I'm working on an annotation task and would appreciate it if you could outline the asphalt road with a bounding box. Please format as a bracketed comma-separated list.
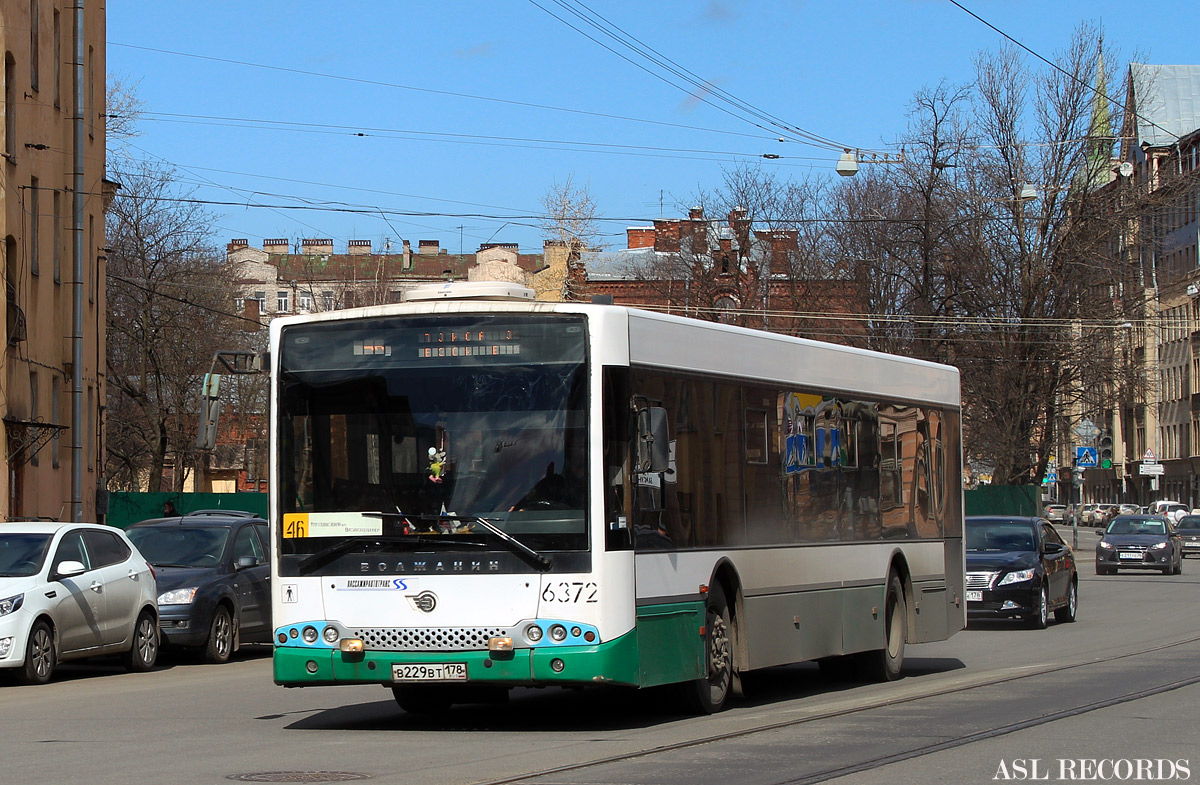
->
[3, 538, 1196, 785]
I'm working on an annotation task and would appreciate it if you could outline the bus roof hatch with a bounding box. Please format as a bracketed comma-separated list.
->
[404, 281, 536, 302]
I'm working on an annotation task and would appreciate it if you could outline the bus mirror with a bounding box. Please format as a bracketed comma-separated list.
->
[636, 407, 670, 473]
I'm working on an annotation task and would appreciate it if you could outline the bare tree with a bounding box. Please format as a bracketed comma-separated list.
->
[105, 159, 247, 491]
[539, 176, 601, 300]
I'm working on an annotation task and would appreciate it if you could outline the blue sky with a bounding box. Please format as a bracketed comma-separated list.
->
[107, 1, 1199, 256]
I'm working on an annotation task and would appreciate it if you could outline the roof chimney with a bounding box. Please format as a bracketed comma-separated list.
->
[418, 240, 440, 255]
[227, 239, 249, 253]
[348, 239, 372, 255]
[688, 206, 704, 221]
[627, 227, 655, 249]
[403, 239, 412, 269]
[301, 238, 335, 255]
[263, 238, 289, 254]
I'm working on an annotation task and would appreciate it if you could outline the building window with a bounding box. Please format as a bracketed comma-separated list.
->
[29, 177, 39, 275]
[87, 385, 94, 471]
[277, 291, 289, 313]
[234, 297, 245, 311]
[52, 188, 60, 282]
[29, 0, 40, 92]
[321, 292, 334, 311]
[298, 291, 311, 311]
[52, 377, 60, 468]
[5, 53, 16, 159]
[52, 9, 59, 108]
[29, 371, 39, 467]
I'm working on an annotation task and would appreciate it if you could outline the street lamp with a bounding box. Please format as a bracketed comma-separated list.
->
[835, 150, 859, 177]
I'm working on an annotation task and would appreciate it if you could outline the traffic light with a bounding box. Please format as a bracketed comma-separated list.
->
[1059, 467, 1072, 484]
[1099, 431, 1114, 469]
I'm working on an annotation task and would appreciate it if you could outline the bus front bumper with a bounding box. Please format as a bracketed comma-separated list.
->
[273, 630, 640, 688]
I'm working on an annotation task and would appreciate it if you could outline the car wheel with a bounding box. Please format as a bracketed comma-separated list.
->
[1027, 585, 1049, 629]
[19, 620, 55, 685]
[682, 581, 734, 713]
[1053, 580, 1077, 623]
[1096, 562, 1114, 576]
[123, 610, 159, 672]
[203, 605, 235, 664]
[1173, 555, 1183, 575]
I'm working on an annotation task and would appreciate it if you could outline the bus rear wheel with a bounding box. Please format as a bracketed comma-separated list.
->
[859, 572, 906, 682]
[684, 582, 734, 714]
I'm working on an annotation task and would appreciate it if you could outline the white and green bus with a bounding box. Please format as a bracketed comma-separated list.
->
[269, 282, 965, 713]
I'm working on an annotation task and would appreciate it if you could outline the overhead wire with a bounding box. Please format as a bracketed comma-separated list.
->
[527, 0, 854, 152]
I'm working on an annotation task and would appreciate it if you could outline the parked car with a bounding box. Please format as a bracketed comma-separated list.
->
[1175, 515, 1200, 559]
[1079, 504, 1100, 526]
[965, 516, 1078, 629]
[1152, 501, 1189, 525]
[0, 522, 159, 684]
[1095, 504, 1120, 526]
[1044, 504, 1066, 522]
[126, 511, 271, 663]
[1118, 504, 1140, 515]
[1095, 515, 1183, 575]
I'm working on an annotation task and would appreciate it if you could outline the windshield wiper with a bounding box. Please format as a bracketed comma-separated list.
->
[407, 514, 553, 572]
[297, 532, 485, 573]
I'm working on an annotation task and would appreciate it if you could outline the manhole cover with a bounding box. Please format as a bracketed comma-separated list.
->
[228, 774, 371, 783]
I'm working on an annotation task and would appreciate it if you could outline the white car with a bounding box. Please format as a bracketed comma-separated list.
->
[0, 522, 159, 684]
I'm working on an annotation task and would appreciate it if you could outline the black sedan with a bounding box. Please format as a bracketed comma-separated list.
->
[965, 516, 1078, 628]
[126, 511, 271, 662]
[1176, 515, 1200, 559]
[1095, 515, 1183, 575]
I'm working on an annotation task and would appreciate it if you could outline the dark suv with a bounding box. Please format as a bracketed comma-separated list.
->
[126, 511, 271, 663]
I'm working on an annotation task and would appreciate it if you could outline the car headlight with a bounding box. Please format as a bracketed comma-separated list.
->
[158, 587, 198, 605]
[0, 594, 24, 616]
[1098, 540, 1114, 550]
[1150, 541, 1169, 550]
[998, 569, 1036, 585]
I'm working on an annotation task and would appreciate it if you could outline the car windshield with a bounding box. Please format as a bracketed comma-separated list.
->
[0, 533, 53, 577]
[1106, 518, 1166, 536]
[966, 522, 1035, 552]
[1177, 516, 1200, 531]
[127, 526, 230, 568]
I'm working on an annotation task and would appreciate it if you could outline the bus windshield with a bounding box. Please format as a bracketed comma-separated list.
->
[276, 314, 590, 564]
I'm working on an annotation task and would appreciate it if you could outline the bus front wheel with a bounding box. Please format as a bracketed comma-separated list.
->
[684, 582, 734, 714]
[392, 685, 453, 715]
[860, 572, 906, 682]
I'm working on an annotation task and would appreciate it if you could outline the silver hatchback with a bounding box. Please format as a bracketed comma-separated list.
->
[0, 523, 159, 684]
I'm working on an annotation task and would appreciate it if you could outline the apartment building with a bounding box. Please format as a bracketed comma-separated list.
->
[1, 0, 109, 521]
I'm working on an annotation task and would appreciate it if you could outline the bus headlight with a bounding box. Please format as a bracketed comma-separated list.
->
[525, 624, 543, 643]
[548, 624, 567, 642]
[302, 625, 319, 643]
[323, 626, 340, 644]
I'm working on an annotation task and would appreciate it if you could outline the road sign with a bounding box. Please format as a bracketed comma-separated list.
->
[1143, 449, 1157, 463]
[1073, 418, 1100, 440]
[1075, 446, 1098, 468]
[1138, 463, 1164, 475]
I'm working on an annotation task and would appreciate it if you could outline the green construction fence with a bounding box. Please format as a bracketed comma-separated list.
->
[105, 492, 267, 529]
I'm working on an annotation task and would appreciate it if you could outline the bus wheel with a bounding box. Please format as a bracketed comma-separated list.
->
[685, 582, 734, 714]
[860, 572, 906, 682]
[392, 685, 453, 715]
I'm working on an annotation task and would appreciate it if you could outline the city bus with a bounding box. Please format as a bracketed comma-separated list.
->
[268, 281, 965, 713]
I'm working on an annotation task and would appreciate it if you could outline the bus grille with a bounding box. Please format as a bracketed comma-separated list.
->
[352, 626, 512, 652]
